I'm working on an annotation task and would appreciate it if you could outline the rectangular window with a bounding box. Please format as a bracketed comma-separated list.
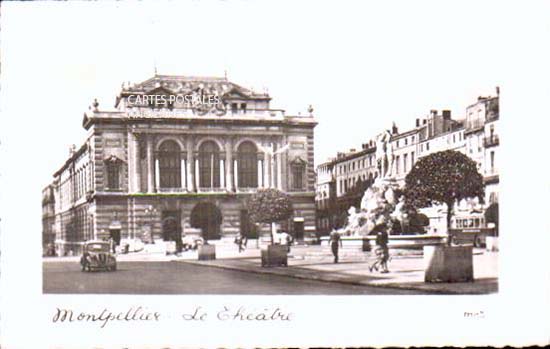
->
[490, 151, 495, 172]
[292, 165, 304, 190]
[405, 138, 408, 146]
[403, 153, 408, 173]
[106, 163, 120, 190]
[395, 155, 400, 174]
[426, 142, 430, 151]
[411, 151, 415, 166]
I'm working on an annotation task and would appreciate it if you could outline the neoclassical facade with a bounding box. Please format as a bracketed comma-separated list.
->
[43, 75, 316, 254]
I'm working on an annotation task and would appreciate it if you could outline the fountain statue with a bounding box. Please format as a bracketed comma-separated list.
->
[334, 130, 407, 236]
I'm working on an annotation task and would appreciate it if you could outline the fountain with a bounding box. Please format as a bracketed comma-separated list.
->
[336, 129, 407, 236]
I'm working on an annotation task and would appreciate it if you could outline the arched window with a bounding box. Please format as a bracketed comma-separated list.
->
[159, 140, 181, 188]
[237, 141, 258, 188]
[199, 141, 220, 188]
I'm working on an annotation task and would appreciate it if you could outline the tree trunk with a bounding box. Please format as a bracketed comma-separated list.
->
[446, 201, 453, 246]
[270, 222, 277, 245]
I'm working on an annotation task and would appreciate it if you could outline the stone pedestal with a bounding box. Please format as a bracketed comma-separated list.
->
[261, 244, 288, 267]
[485, 237, 499, 252]
[424, 245, 473, 283]
[198, 244, 216, 261]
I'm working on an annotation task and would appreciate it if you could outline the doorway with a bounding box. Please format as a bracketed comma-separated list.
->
[190, 202, 222, 241]
[293, 219, 304, 240]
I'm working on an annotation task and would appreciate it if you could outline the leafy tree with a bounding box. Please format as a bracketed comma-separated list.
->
[404, 150, 484, 240]
[246, 188, 293, 244]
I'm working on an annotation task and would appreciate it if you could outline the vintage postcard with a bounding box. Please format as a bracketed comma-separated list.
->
[1, 1, 549, 348]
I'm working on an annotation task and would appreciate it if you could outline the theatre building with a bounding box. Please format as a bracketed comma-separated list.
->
[44, 74, 317, 255]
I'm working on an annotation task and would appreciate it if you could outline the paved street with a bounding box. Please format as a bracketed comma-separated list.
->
[43, 261, 424, 295]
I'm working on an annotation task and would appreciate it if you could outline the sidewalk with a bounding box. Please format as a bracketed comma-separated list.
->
[180, 245, 499, 295]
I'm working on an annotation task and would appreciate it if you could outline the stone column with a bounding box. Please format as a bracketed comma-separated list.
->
[134, 134, 142, 192]
[195, 158, 200, 190]
[233, 159, 238, 190]
[220, 159, 225, 189]
[146, 136, 154, 193]
[277, 151, 283, 190]
[127, 132, 135, 193]
[155, 158, 160, 190]
[257, 159, 263, 188]
[264, 152, 271, 188]
[181, 158, 186, 190]
[186, 137, 194, 192]
[225, 138, 233, 191]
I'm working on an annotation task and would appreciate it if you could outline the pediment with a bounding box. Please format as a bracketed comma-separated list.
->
[224, 87, 250, 100]
[145, 86, 175, 96]
[291, 156, 307, 165]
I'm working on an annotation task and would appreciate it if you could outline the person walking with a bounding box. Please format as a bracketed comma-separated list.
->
[328, 230, 343, 263]
[369, 223, 390, 273]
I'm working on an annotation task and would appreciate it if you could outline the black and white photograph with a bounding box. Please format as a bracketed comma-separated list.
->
[1, 1, 549, 348]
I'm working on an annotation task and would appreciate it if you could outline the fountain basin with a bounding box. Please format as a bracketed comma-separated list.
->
[320, 234, 446, 249]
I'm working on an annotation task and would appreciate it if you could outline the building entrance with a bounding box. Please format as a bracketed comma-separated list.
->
[161, 211, 181, 241]
[293, 219, 304, 240]
[190, 202, 222, 241]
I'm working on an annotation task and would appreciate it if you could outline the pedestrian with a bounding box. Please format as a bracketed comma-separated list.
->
[109, 236, 116, 254]
[369, 223, 390, 273]
[328, 230, 343, 263]
[279, 231, 291, 253]
[240, 233, 248, 251]
[234, 233, 247, 253]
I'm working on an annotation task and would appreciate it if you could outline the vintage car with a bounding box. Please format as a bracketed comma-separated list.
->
[181, 235, 204, 251]
[80, 240, 117, 272]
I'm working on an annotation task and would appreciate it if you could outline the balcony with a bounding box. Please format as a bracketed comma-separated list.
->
[157, 187, 187, 193]
[483, 135, 499, 148]
[197, 187, 227, 193]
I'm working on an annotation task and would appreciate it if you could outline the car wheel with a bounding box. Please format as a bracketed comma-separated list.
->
[474, 236, 483, 248]
[451, 236, 459, 246]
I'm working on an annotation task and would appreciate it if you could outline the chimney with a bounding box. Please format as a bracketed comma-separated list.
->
[416, 118, 420, 127]
[362, 143, 367, 150]
[442, 110, 451, 120]
[496, 86, 500, 96]
[392, 122, 398, 134]
[349, 148, 356, 153]
[430, 109, 437, 117]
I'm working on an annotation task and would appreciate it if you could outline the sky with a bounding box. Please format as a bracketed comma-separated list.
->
[1, 0, 525, 186]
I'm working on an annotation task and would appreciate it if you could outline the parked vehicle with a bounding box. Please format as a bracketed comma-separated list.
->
[181, 235, 204, 251]
[80, 240, 117, 272]
[449, 214, 497, 247]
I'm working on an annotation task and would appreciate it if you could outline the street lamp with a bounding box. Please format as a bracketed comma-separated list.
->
[144, 205, 157, 244]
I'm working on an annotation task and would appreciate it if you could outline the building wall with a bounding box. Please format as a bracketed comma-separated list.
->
[315, 93, 500, 234]
[43, 75, 317, 252]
